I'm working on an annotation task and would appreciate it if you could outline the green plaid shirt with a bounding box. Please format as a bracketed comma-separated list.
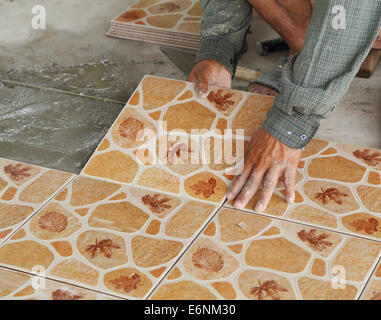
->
[196, 0, 381, 149]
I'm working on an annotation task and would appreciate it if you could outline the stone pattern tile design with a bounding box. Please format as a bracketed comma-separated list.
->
[0, 158, 74, 244]
[150, 207, 381, 300]
[360, 261, 381, 300]
[0, 267, 120, 300]
[82, 75, 273, 205]
[0, 176, 218, 299]
[107, 0, 202, 50]
[112, 0, 202, 35]
[225, 139, 381, 241]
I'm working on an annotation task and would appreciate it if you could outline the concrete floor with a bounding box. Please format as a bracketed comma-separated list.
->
[0, 0, 380, 172]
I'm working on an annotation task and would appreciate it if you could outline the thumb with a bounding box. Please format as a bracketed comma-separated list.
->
[195, 67, 214, 98]
[196, 80, 210, 99]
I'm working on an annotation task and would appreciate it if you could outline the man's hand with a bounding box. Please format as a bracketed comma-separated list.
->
[188, 59, 232, 98]
[248, 82, 279, 96]
[227, 128, 302, 211]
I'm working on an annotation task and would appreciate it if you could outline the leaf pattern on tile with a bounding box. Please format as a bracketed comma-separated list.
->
[38, 211, 68, 233]
[207, 90, 234, 111]
[85, 239, 121, 259]
[192, 247, 224, 272]
[4, 164, 32, 182]
[0, 162, 72, 240]
[353, 149, 381, 167]
[314, 187, 348, 205]
[119, 117, 144, 140]
[166, 143, 189, 165]
[119, 9, 147, 22]
[349, 218, 379, 235]
[158, 2, 181, 12]
[51, 289, 83, 300]
[250, 280, 288, 300]
[190, 178, 217, 198]
[142, 193, 171, 214]
[297, 229, 333, 252]
[110, 274, 141, 293]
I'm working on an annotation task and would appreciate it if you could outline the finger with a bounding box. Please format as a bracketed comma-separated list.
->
[233, 168, 265, 209]
[255, 166, 282, 212]
[284, 166, 297, 203]
[268, 88, 280, 97]
[226, 152, 255, 200]
[195, 71, 212, 98]
[196, 81, 209, 98]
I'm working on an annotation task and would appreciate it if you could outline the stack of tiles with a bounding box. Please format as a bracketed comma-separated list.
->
[0, 75, 380, 300]
[106, 0, 202, 50]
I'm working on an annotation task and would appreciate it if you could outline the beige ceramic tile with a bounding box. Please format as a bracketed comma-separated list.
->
[360, 261, 381, 300]
[225, 139, 381, 242]
[0, 266, 120, 300]
[111, 0, 202, 36]
[82, 75, 275, 205]
[0, 175, 218, 299]
[0, 158, 74, 245]
[150, 207, 381, 300]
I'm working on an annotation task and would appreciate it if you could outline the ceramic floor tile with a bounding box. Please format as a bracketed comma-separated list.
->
[111, 0, 202, 36]
[224, 139, 381, 242]
[150, 207, 381, 300]
[0, 266, 120, 300]
[0, 175, 218, 299]
[81, 75, 274, 205]
[360, 260, 381, 300]
[0, 157, 74, 244]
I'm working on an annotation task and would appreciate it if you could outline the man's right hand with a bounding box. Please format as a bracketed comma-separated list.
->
[188, 59, 232, 98]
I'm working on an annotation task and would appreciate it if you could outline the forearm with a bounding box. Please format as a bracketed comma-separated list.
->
[263, 0, 381, 149]
[195, 0, 253, 75]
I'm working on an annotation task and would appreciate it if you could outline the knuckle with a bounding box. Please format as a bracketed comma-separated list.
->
[257, 157, 270, 168]
[242, 185, 253, 197]
[244, 180, 254, 188]
[263, 179, 276, 189]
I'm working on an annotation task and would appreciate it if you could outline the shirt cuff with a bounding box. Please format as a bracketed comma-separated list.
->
[262, 105, 321, 149]
[195, 36, 235, 75]
[273, 55, 337, 117]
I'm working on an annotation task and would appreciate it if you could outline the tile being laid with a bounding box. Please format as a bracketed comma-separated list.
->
[0, 267, 120, 300]
[0, 157, 74, 244]
[360, 261, 381, 300]
[224, 139, 381, 242]
[81, 75, 274, 205]
[150, 207, 381, 300]
[0, 175, 218, 299]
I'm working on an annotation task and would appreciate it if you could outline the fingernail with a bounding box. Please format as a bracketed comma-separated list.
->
[287, 192, 295, 204]
[197, 89, 207, 99]
[227, 192, 233, 200]
[255, 203, 264, 212]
